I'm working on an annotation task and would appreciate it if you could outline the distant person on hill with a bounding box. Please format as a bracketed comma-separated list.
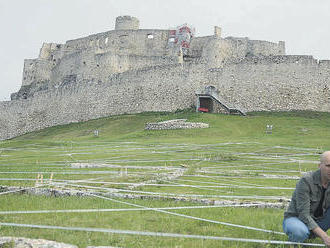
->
[283, 151, 330, 247]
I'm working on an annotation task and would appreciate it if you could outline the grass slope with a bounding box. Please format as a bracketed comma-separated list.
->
[6, 110, 330, 147]
[0, 110, 330, 248]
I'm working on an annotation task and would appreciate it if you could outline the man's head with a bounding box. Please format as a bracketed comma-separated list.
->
[319, 151, 330, 184]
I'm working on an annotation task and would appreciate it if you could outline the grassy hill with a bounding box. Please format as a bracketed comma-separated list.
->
[0, 110, 329, 247]
[7, 110, 330, 147]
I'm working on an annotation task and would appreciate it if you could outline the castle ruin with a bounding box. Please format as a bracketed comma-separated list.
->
[1, 16, 330, 140]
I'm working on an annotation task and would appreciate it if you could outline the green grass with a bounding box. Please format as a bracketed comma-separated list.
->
[3, 109, 328, 147]
[1, 110, 330, 247]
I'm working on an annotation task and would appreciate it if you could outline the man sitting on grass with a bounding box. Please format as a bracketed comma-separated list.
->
[283, 151, 330, 247]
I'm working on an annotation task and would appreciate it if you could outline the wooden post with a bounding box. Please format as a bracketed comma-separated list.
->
[50, 173, 54, 185]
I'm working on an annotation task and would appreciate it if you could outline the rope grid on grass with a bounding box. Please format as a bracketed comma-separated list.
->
[0, 178, 296, 190]
[87, 193, 286, 235]
[0, 203, 274, 215]
[0, 143, 319, 246]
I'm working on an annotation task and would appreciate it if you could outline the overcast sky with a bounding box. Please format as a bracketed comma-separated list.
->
[0, 0, 329, 101]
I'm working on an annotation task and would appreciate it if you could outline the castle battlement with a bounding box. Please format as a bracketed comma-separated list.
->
[17, 15, 286, 94]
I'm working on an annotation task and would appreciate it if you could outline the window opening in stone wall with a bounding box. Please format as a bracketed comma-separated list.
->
[147, 34, 154, 39]
[119, 35, 129, 44]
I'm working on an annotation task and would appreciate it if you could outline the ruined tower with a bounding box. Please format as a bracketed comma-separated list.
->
[115, 16, 140, 30]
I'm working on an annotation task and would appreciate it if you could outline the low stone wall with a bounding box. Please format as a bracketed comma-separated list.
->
[0, 237, 77, 248]
[0, 186, 90, 197]
[1, 58, 330, 140]
[0, 237, 121, 248]
[145, 119, 209, 130]
[0, 185, 288, 208]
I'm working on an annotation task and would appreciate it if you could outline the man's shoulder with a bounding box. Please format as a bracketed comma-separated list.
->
[300, 169, 320, 183]
[301, 170, 314, 179]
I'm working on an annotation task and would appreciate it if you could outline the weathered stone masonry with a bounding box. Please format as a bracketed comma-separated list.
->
[0, 16, 329, 140]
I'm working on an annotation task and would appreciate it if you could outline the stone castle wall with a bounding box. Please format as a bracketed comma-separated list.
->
[22, 59, 53, 86]
[49, 50, 178, 85]
[2, 56, 330, 140]
[2, 16, 329, 140]
[211, 56, 330, 112]
[21, 28, 177, 88]
[1, 63, 207, 140]
[20, 16, 285, 90]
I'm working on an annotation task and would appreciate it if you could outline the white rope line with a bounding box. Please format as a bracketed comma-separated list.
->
[89, 193, 286, 235]
[198, 162, 297, 171]
[47, 178, 294, 190]
[185, 174, 298, 180]
[1, 157, 294, 168]
[201, 168, 300, 174]
[160, 179, 294, 190]
[113, 189, 289, 200]
[201, 168, 300, 173]
[180, 175, 294, 190]
[160, 179, 227, 194]
[0, 203, 271, 215]
[0, 171, 118, 175]
[0, 157, 307, 168]
[175, 177, 265, 187]
[195, 170, 300, 180]
[74, 158, 201, 163]
[197, 169, 297, 176]
[0, 222, 322, 246]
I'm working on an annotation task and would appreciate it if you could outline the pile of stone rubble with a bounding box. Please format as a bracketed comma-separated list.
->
[145, 119, 209, 130]
[0, 237, 77, 248]
[0, 237, 122, 248]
